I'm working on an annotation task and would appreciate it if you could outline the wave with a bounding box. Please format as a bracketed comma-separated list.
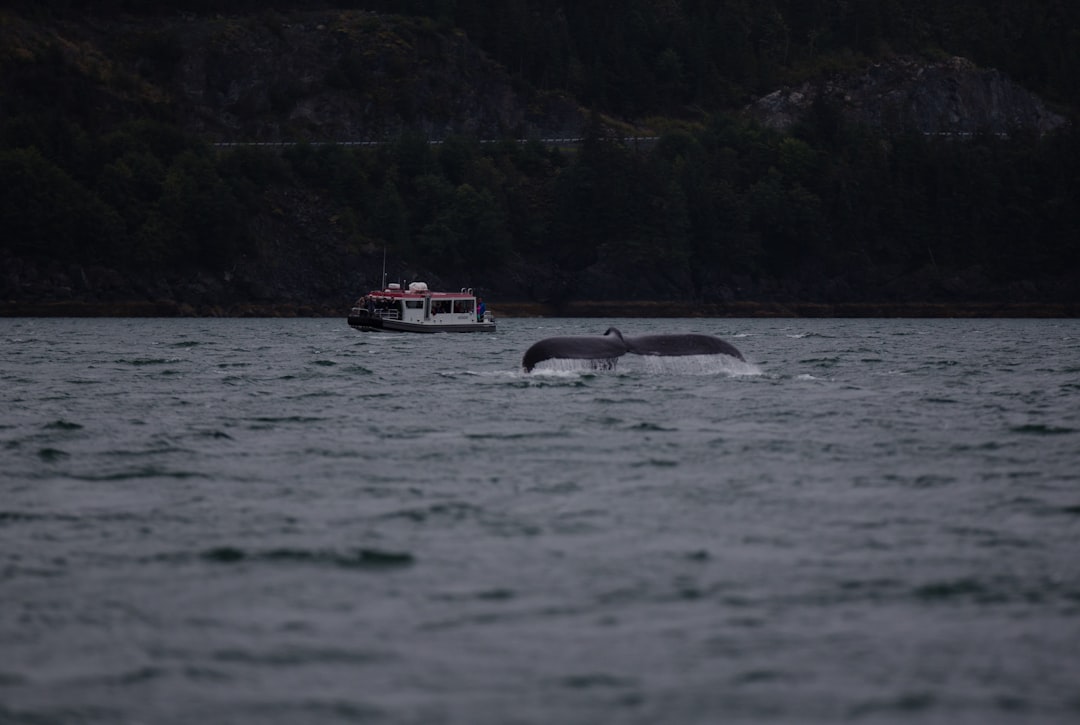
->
[1010, 424, 1075, 435]
[69, 466, 208, 481]
[115, 358, 183, 366]
[43, 420, 83, 431]
[197, 546, 415, 569]
[530, 354, 761, 376]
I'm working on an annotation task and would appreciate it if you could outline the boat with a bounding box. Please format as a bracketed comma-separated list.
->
[347, 282, 496, 333]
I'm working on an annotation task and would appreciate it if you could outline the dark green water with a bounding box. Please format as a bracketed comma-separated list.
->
[2, 317, 1079, 724]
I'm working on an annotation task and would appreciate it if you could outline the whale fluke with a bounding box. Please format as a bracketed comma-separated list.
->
[624, 333, 744, 361]
[521, 328, 627, 372]
[521, 327, 744, 372]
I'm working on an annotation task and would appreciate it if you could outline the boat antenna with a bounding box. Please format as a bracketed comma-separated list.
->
[381, 245, 387, 290]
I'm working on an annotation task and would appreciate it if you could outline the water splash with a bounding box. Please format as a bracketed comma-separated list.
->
[529, 358, 618, 374]
[529, 354, 758, 376]
[633, 354, 760, 376]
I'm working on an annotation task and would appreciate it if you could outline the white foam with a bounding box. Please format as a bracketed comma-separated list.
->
[529, 358, 617, 374]
[529, 354, 761, 377]
[633, 354, 761, 376]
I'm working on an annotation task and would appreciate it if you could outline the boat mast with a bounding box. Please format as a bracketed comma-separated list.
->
[381, 245, 387, 290]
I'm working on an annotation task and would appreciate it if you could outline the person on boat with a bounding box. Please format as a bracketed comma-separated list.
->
[477, 297, 486, 322]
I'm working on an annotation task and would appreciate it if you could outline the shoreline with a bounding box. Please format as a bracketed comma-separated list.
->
[2, 299, 1078, 318]
[493, 300, 1080, 318]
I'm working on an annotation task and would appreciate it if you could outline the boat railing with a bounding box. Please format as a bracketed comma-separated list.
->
[349, 305, 401, 321]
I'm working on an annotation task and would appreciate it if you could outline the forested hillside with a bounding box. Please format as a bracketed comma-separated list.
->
[2, 0, 1078, 315]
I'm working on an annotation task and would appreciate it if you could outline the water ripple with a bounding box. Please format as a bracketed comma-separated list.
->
[2, 317, 1078, 725]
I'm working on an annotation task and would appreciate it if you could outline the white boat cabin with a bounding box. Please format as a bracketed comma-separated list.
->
[355, 282, 489, 327]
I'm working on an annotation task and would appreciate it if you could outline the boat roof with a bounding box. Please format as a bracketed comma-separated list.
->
[366, 288, 476, 298]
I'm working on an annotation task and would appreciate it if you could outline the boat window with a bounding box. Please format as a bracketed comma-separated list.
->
[431, 300, 452, 315]
[453, 299, 475, 314]
[405, 300, 423, 309]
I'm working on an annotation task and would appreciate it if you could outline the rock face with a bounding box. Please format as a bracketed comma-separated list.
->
[0, 9, 585, 142]
[152, 11, 585, 142]
[2, 8, 1075, 314]
[746, 55, 1066, 136]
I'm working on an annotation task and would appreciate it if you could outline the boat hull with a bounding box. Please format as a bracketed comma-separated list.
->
[347, 313, 495, 333]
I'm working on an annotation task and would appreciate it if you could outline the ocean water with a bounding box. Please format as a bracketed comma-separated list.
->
[1, 316, 1079, 725]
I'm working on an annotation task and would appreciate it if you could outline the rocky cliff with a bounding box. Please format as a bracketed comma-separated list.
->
[163, 11, 585, 141]
[2, 8, 1075, 316]
[1, 8, 586, 142]
[745, 55, 1067, 136]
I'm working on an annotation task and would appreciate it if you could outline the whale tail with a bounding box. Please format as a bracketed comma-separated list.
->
[522, 330, 744, 372]
[521, 332, 629, 372]
[624, 333, 745, 361]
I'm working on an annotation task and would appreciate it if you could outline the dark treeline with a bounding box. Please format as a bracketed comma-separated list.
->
[15, 0, 1080, 111]
[2, 1, 1078, 306]
[4, 113, 1079, 303]
[441, 0, 1080, 118]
